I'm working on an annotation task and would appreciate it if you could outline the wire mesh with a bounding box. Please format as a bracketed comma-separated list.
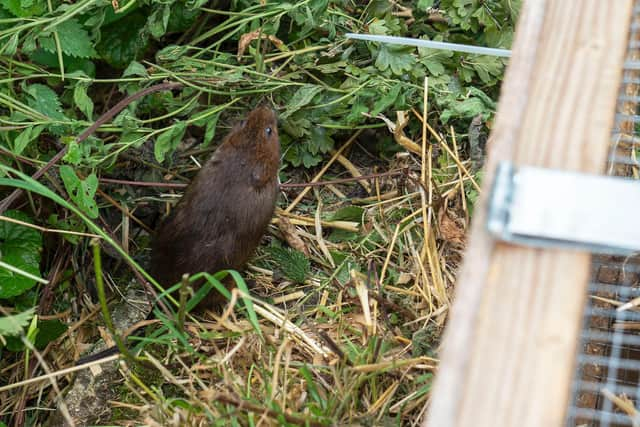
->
[566, 5, 640, 426]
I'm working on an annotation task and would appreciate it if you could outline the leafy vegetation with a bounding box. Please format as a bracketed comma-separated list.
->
[0, 0, 519, 425]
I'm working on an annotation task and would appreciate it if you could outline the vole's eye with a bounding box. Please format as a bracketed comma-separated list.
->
[265, 127, 273, 137]
[240, 120, 247, 128]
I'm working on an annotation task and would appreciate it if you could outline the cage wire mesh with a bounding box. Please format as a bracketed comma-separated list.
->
[566, 4, 640, 426]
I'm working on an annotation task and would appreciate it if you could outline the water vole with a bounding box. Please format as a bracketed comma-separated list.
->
[150, 106, 280, 307]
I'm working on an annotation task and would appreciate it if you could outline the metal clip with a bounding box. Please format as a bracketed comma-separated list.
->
[487, 162, 640, 254]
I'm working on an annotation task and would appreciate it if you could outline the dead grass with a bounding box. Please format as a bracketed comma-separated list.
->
[0, 101, 478, 426]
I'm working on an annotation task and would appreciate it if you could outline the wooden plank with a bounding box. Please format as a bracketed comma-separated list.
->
[422, 2, 634, 427]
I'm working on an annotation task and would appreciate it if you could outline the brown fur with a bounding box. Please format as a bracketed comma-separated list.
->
[150, 106, 280, 308]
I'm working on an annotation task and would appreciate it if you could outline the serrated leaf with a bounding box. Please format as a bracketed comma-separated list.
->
[371, 84, 401, 116]
[0, 210, 43, 299]
[122, 61, 148, 78]
[97, 11, 149, 68]
[418, 43, 454, 76]
[167, 2, 201, 33]
[308, 126, 333, 155]
[24, 84, 65, 120]
[39, 19, 97, 58]
[59, 166, 99, 218]
[468, 55, 505, 84]
[281, 85, 323, 119]
[156, 44, 188, 62]
[375, 44, 416, 75]
[154, 122, 187, 162]
[148, 5, 171, 39]
[0, 308, 35, 337]
[0, 0, 45, 17]
[73, 82, 93, 120]
[266, 246, 310, 283]
[440, 96, 492, 123]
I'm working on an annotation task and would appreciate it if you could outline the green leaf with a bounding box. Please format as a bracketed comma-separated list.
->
[265, 246, 310, 283]
[1, 32, 19, 56]
[375, 44, 416, 75]
[0, 308, 35, 337]
[156, 44, 188, 62]
[59, 166, 99, 219]
[167, 2, 201, 33]
[371, 84, 402, 116]
[308, 126, 333, 155]
[24, 84, 65, 120]
[13, 125, 44, 156]
[417, 0, 435, 9]
[122, 61, 148, 78]
[154, 122, 187, 162]
[34, 319, 67, 349]
[63, 140, 82, 165]
[441, 96, 491, 123]
[39, 19, 97, 58]
[0, 210, 43, 299]
[328, 206, 364, 222]
[0, 0, 45, 17]
[73, 82, 94, 120]
[468, 55, 505, 84]
[418, 44, 454, 76]
[148, 5, 171, 39]
[97, 11, 149, 68]
[281, 85, 323, 119]
[202, 112, 220, 147]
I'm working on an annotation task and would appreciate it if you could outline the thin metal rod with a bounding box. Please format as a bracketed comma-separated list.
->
[345, 33, 512, 57]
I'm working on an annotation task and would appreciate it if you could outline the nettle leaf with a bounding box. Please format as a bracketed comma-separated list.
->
[0, 308, 35, 337]
[148, 4, 171, 39]
[0, 210, 43, 299]
[266, 246, 310, 284]
[167, 2, 201, 33]
[122, 61, 148, 78]
[39, 19, 97, 58]
[59, 166, 99, 218]
[13, 125, 44, 156]
[0, 0, 46, 17]
[281, 85, 323, 119]
[375, 44, 416, 75]
[97, 11, 149, 68]
[24, 84, 65, 120]
[154, 122, 187, 162]
[156, 44, 189, 62]
[73, 82, 94, 120]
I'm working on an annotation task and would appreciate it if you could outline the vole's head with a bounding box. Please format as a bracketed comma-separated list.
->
[224, 106, 280, 187]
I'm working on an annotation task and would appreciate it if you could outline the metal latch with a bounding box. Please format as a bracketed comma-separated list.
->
[487, 162, 640, 255]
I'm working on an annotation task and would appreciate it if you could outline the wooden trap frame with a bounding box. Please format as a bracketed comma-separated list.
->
[421, 1, 640, 427]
